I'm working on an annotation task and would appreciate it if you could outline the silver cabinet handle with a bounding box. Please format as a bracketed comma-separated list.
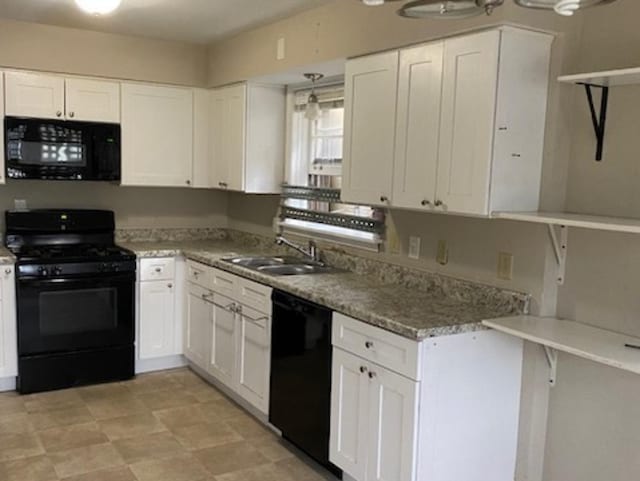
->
[434, 200, 443, 207]
[421, 200, 431, 206]
[359, 366, 368, 374]
[380, 196, 388, 203]
[243, 312, 270, 323]
[56, 111, 62, 117]
[368, 371, 377, 379]
[69, 112, 75, 118]
[365, 341, 374, 349]
[4, 268, 11, 275]
[186, 180, 192, 185]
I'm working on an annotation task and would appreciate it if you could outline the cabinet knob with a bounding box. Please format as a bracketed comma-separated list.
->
[421, 200, 431, 207]
[380, 196, 388, 203]
[4, 268, 11, 275]
[359, 366, 368, 374]
[155, 267, 162, 273]
[69, 112, 75, 118]
[365, 341, 374, 349]
[186, 180, 192, 185]
[434, 200, 443, 207]
[368, 371, 377, 379]
[56, 111, 62, 117]
[167, 283, 173, 288]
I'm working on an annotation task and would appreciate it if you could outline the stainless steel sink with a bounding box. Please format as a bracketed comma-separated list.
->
[222, 256, 341, 276]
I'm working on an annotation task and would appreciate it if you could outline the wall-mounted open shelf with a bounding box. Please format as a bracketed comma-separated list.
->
[559, 67, 640, 161]
[483, 316, 640, 386]
[494, 211, 640, 285]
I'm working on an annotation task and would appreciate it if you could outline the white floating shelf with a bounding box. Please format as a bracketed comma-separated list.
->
[494, 211, 640, 235]
[483, 316, 640, 376]
[559, 67, 640, 87]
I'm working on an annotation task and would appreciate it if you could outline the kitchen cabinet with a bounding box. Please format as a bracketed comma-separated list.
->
[5, 71, 120, 123]
[330, 313, 524, 481]
[185, 283, 212, 371]
[392, 42, 443, 211]
[192, 89, 213, 189]
[137, 258, 184, 373]
[185, 261, 272, 413]
[0, 73, 5, 185]
[209, 83, 285, 193]
[0, 265, 17, 382]
[121, 83, 194, 187]
[343, 27, 552, 216]
[65, 78, 120, 123]
[342, 51, 399, 207]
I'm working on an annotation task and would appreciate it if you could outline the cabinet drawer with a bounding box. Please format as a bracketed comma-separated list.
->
[332, 313, 421, 380]
[140, 258, 175, 281]
[211, 268, 238, 298]
[187, 261, 212, 289]
[237, 278, 272, 314]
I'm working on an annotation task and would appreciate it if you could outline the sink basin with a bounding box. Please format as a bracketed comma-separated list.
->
[222, 256, 341, 276]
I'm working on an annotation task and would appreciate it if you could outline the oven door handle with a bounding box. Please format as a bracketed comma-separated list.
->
[18, 273, 135, 286]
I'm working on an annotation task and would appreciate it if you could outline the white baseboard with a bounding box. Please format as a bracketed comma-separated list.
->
[0, 377, 17, 392]
[135, 355, 187, 374]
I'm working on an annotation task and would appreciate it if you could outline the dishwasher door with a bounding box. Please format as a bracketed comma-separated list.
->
[269, 290, 340, 476]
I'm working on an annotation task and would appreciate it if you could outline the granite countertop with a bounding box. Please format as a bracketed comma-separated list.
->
[0, 247, 16, 265]
[123, 239, 523, 341]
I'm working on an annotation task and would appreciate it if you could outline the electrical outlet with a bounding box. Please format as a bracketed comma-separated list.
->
[436, 240, 449, 265]
[408, 236, 421, 260]
[276, 37, 286, 60]
[497, 252, 514, 280]
[14, 199, 27, 211]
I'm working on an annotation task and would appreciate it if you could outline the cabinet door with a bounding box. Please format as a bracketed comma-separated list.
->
[367, 365, 419, 481]
[185, 286, 211, 370]
[436, 31, 500, 216]
[210, 84, 246, 191]
[208, 293, 236, 388]
[121, 83, 194, 187]
[236, 304, 270, 414]
[0, 266, 17, 379]
[342, 52, 398, 207]
[192, 89, 213, 188]
[139, 281, 176, 360]
[392, 43, 443, 210]
[65, 78, 120, 123]
[330, 348, 369, 481]
[5, 71, 64, 120]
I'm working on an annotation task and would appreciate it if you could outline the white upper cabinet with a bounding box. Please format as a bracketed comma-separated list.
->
[5, 72, 120, 123]
[5, 72, 65, 120]
[209, 83, 285, 193]
[343, 27, 552, 217]
[0, 73, 5, 186]
[65, 78, 120, 123]
[342, 51, 399, 207]
[192, 89, 213, 189]
[121, 83, 194, 187]
[392, 43, 444, 211]
[436, 31, 501, 216]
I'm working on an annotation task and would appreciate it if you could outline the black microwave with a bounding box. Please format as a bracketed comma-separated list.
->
[5, 117, 121, 181]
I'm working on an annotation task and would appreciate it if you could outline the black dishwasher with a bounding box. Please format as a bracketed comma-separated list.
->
[270, 290, 342, 478]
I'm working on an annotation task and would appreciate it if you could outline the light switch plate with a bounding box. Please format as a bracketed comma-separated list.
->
[436, 240, 449, 265]
[277, 37, 286, 60]
[497, 252, 514, 280]
[14, 199, 27, 211]
[408, 236, 421, 260]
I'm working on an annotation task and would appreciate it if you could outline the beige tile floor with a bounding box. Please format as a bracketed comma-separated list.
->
[0, 368, 337, 481]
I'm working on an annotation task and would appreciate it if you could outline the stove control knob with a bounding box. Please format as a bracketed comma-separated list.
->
[111, 263, 120, 272]
[52, 266, 63, 276]
[38, 267, 49, 277]
[100, 263, 108, 272]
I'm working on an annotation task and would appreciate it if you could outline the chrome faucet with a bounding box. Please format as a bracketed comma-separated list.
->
[275, 236, 321, 263]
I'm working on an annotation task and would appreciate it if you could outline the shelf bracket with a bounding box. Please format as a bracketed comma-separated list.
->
[543, 345, 558, 387]
[547, 224, 568, 285]
[581, 83, 609, 161]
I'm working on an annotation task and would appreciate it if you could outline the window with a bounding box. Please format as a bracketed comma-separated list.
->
[280, 83, 385, 249]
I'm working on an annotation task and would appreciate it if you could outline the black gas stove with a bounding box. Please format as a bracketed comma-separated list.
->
[5, 209, 136, 394]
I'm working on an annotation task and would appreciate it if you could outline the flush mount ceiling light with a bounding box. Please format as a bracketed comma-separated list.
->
[75, 0, 122, 15]
[359, 0, 403, 6]
[398, 0, 504, 19]
[303, 73, 324, 121]
[514, 0, 617, 16]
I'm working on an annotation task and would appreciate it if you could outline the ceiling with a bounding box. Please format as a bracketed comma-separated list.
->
[0, 0, 332, 44]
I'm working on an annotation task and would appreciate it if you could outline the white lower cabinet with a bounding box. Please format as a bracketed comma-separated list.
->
[330, 313, 524, 481]
[185, 261, 272, 414]
[137, 258, 185, 373]
[0, 265, 17, 385]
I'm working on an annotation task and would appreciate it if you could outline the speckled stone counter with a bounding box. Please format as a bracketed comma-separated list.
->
[0, 247, 16, 265]
[122, 238, 529, 341]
